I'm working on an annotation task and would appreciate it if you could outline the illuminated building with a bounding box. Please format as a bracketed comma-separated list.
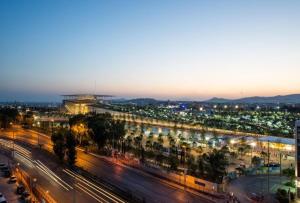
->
[62, 94, 112, 114]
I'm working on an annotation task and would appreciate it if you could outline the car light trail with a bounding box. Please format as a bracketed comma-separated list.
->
[63, 169, 125, 203]
[35, 160, 73, 191]
[15, 152, 35, 168]
[76, 182, 106, 203]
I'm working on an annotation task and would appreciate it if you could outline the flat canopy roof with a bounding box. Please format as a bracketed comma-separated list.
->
[62, 94, 113, 97]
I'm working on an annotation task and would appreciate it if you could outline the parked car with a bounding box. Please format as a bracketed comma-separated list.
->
[21, 190, 31, 202]
[16, 184, 25, 194]
[2, 170, 10, 178]
[0, 165, 8, 171]
[8, 175, 17, 183]
[0, 195, 7, 203]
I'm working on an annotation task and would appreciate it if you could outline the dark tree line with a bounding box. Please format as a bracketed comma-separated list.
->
[68, 113, 126, 153]
[0, 108, 19, 129]
[51, 128, 77, 166]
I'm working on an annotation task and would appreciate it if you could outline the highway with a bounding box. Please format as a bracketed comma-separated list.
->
[0, 127, 212, 203]
[0, 138, 126, 203]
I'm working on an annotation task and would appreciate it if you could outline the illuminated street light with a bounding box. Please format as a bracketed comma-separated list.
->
[224, 105, 228, 109]
[235, 105, 239, 109]
[285, 145, 292, 151]
[250, 142, 256, 167]
[250, 142, 256, 147]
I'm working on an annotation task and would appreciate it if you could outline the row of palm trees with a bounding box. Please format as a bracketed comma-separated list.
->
[122, 124, 232, 183]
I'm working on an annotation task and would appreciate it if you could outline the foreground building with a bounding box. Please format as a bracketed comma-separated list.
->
[296, 120, 300, 199]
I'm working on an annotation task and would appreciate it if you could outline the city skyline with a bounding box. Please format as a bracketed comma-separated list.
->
[1, 0, 300, 101]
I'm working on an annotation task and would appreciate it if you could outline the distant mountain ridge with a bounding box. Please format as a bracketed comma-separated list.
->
[110, 94, 300, 105]
[111, 98, 161, 106]
[204, 94, 300, 104]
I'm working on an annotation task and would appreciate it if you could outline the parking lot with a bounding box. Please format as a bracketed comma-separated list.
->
[0, 153, 23, 203]
[227, 175, 289, 203]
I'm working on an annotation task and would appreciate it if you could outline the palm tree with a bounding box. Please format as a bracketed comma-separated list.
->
[198, 149, 228, 183]
[260, 151, 268, 165]
[158, 133, 164, 146]
[126, 136, 133, 152]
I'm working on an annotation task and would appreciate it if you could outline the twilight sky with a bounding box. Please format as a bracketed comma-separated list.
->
[1, 0, 300, 102]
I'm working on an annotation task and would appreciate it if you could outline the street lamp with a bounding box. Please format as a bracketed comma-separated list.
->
[10, 122, 15, 158]
[250, 142, 256, 167]
[37, 121, 41, 147]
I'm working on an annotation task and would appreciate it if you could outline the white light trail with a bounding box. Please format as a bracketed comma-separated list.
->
[63, 169, 125, 203]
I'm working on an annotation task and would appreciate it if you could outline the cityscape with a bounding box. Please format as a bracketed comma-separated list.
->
[1, 1, 300, 203]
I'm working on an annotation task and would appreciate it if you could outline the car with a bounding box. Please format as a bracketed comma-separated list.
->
[8, 176, 17, 183]
[0, 193, 3, 197]
[249, 192, 264, 202]
[0, 196, 7, 203]
[2, 170, 10, 178]
[0, 166, 8, 171]
[21, 191, 30, 201]
[16, 184, 25, 194]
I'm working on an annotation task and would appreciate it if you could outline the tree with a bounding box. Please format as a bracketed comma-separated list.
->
[187, 155, 197, 176]
[197, 149, 228, 183]
[69, 114, 89, 145]
[276, 189, 289, 203]
[207, 149, 228, 183]
[111, 120, 126, 150]
[0, 108, 19, 129]
[282, 168, 295, 181]
[66, 132, 77, 166]
[260, 151, 268, 164]
[51, 129, 67, 161]
[87, 113, 112, 150]
[22, 111, 34, 129]
[251, 156, 261, 168]
[158, 133, 164, 146]
[168, 155, 179, 171]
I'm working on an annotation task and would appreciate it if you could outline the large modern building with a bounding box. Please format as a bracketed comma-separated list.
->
[296, 120, 300, 199]
[62, 94, 112, 114]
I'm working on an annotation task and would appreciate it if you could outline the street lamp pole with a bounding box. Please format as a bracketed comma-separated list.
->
[10, 122, 15, 158]
[12, 130, 15, 158]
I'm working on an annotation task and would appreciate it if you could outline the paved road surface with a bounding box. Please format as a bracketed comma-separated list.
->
[1, 127, 212, 203]
[0, 138, 127, 203]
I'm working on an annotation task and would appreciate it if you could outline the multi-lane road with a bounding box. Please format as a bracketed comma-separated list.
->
[0, 137, 126, 203]
[0, 126, 212, 203]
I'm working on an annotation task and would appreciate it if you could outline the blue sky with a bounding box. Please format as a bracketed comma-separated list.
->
[1, 0, 300, 102]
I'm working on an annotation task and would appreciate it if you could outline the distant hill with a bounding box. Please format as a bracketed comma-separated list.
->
[204, 94, 300, 104]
